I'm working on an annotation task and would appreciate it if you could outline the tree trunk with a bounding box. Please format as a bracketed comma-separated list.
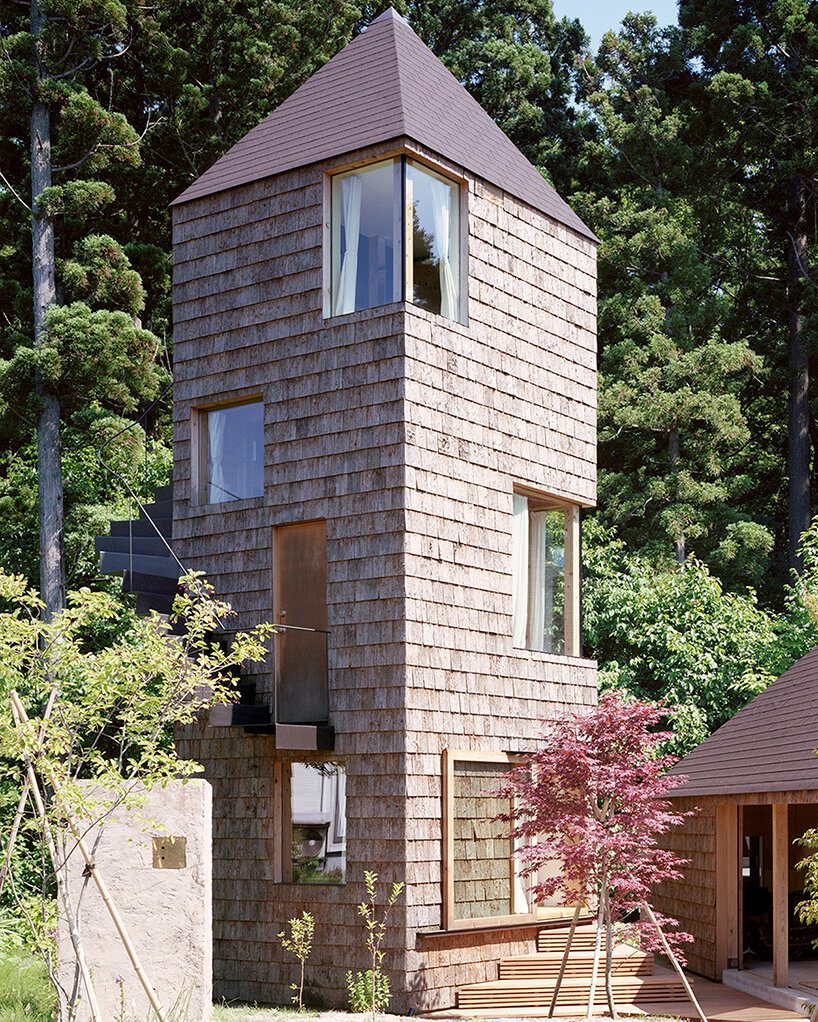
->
[30, 0, 65, 619]
[604, 890, 616, 1019]
[787, 172, 810, 577]
[669, 428, 685, 565]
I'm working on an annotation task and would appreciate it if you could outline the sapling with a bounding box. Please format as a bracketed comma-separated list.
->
[347, 871, 403, 1020]
[496, 694, 700, 1020]
[279, 910, 315, 1010]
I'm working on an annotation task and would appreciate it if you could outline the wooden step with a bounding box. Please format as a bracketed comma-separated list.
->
[456, 968, 687, 1010]
[537, 925, 609, 953]
[499, 946, 653, 980]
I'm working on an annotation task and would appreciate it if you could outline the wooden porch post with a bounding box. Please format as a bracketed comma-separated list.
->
[772, 803, 789, 988]
[715, 805, 739, 972]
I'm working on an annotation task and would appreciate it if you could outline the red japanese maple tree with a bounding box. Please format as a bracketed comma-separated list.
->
[497, 694, 700, 1019]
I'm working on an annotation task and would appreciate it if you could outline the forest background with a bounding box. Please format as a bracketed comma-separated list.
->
[1, 0, 818, 765]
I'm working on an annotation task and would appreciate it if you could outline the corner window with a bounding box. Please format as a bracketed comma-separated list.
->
[196, 399, 263, 504]
[331, 157, 460, 321]
[512, 492, 581, 656]
[289, 762, 346, 884]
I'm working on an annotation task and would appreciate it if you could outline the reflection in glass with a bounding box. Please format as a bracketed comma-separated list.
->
[333, 160, 400, 315]
[331, 157, 460, 321]
[201, 401, 263, 504]
[408, 163, 459, 319]
[290, 762, 346, 884]
[512, 496, 566, 654]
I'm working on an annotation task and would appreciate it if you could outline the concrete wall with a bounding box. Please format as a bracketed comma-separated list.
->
[171, 136, 596, 1010]
[58, 780, 212, 1021]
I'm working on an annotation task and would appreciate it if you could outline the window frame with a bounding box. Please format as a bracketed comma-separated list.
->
[511, 487, 582, 658]
[323, 150, 466, 324]
[191, 395, 264, 507]
[274, 757, 346, 885]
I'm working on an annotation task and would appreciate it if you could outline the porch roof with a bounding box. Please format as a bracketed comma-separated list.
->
[667, 644, 818, 798]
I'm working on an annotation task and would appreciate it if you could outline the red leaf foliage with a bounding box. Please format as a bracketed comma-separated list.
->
[496, 693, 696, 960]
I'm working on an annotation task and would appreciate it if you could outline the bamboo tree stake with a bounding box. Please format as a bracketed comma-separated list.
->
[604, 888, 616, 1019]
[9, 699, 102, 1022]
[0, 777, 31, 899]
[586, 891, 605, 1018]
[640, 901, 707, 1022]
[10, 690, 168, 1022]
[548, 899, 583, 1018]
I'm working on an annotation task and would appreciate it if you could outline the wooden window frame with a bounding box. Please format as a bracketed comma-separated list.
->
[191, 395, 264, 507]
[323, 150, 466, 324]
[512, 486, 582, 658]
[441, 749, 535, 931]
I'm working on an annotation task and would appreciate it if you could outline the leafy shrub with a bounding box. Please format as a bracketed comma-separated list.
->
[346, 968, 390, 1014]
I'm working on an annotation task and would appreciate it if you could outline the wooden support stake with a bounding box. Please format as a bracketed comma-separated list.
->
[641, 901, 708, 1022]
[10, 690, 168, 1022]
[9, 699, 101, 1022]
[586, 896, 604, 1018]
[548, 900, 583, 1018]
[604, 889, 616, 1019]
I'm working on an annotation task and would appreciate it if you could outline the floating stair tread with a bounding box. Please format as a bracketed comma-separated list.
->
[152, 484, 173, 502]
[100, 550, 180, 578]
[110, 518, 172, 539]
[139, 499, 172, 518]
[95, 535, 173, 558]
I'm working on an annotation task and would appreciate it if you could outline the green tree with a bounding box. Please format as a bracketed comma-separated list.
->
[0, 0, 169, 617]
[679, 0, 818, 575]
[0, 571, 272, 1021]
[582, 521, 797, 753]
[575, 16, 771, 579]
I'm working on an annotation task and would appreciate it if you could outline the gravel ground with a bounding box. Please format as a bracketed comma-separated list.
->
[212, 1006, 684, 1022]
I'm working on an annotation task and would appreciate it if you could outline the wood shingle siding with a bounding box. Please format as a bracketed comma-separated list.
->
[172, 118, 595, 1010]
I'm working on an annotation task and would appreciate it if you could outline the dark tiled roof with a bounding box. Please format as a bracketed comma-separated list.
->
[667, 644, 818, 798]
[172, 8, 595, 241]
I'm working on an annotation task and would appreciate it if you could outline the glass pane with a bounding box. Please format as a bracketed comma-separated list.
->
[332, 160, 400, 315]
[452, 762, 511, 920]
[407, 162, 459, 320]
[203, 401, 263, 504]
[529, 509, 565, 654]
[290, 763, 346, 884]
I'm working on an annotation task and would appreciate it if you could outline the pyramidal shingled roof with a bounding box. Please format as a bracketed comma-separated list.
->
[667, 644, 818, 798]
[172, 8, 594, 241]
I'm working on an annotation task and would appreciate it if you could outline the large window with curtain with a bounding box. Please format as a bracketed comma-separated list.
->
[196, 399, 264, 505]
[512, 491, 582, 657]
[330, 156, 460, 321]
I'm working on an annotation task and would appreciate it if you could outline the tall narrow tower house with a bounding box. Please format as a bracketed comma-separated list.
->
[138, 8, 596, 1010]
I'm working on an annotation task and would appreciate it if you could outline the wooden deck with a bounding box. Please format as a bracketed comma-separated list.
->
[424, 971, 807, 1020]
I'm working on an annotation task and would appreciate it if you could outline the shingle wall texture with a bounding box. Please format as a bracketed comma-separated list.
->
[171, 138, 596, 1011]
[652, 797, 718, 980]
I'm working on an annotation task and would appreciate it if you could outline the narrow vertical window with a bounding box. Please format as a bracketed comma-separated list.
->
[512, 492, 580, 655]
[406, 161, 460, 319]
[197, 400, 263, 504]
[332, 160, 401, 315]
[288, 762, 346, 884]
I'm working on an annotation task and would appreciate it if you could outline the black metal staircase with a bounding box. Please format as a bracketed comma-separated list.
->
[96, 481, 179, 616]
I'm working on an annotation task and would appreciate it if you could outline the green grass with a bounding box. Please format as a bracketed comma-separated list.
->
[0, 950, 54, 1022]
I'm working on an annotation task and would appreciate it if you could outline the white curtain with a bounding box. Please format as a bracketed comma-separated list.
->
[512, 494, 529, 646]
[334, 175, 362, 316]
[529, 511, 547, 652]
[428, 176, 458, 320]
[207, 410, 227, 503]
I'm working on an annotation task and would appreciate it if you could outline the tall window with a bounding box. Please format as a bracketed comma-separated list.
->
[197, 399, 263, 504]
[288, 762, 346, 885]
[331, 156, 460, 321]
[512, 492, 581, 656]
